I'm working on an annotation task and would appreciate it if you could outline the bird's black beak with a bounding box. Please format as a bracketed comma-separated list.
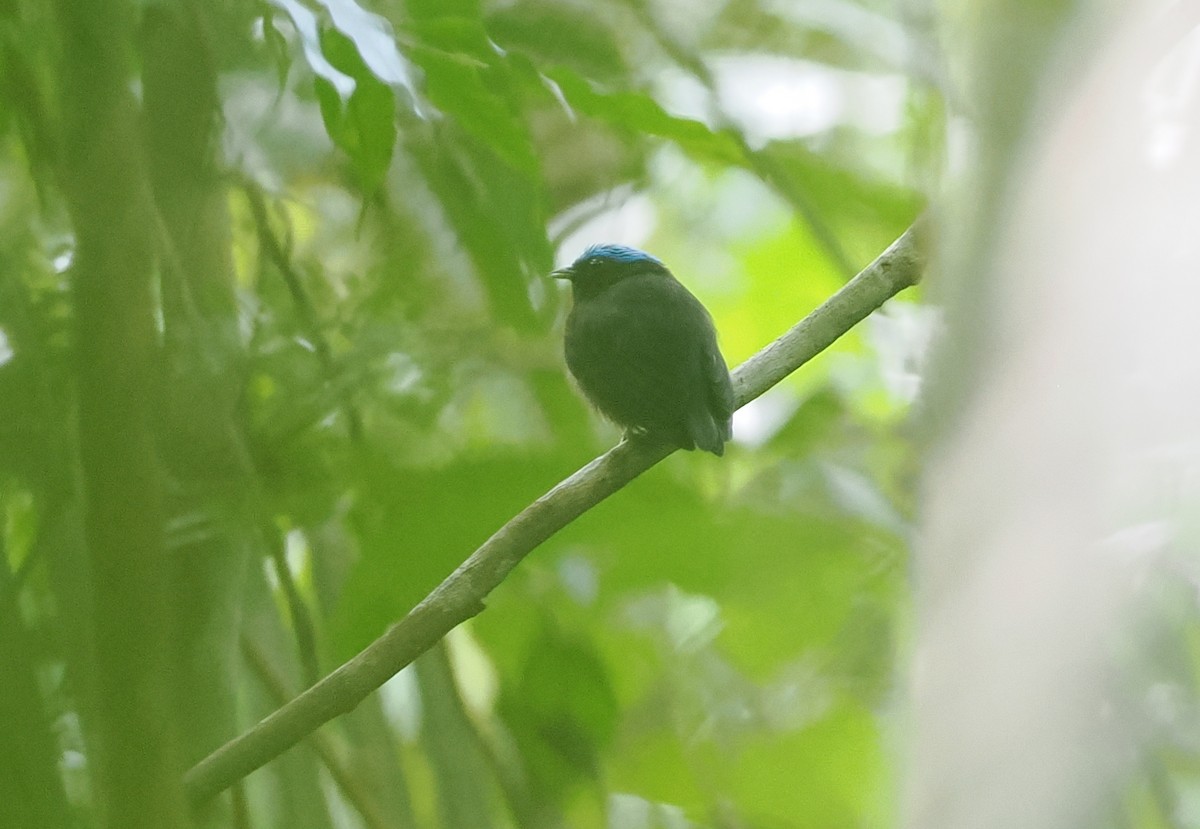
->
[550, 266, 575, 281]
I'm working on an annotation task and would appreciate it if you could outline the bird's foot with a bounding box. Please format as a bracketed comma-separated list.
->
[621, 427, 676, 452]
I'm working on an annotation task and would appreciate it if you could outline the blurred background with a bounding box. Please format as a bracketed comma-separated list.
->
[3, 0, 1198, 827]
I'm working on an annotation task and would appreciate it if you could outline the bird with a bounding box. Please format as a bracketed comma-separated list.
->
[552, 243, 735, 456]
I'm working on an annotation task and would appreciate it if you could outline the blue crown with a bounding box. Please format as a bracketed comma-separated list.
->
[576, 243, 663, 267]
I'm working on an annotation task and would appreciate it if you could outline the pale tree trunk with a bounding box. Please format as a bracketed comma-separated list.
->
[909, 3, 1200, 827]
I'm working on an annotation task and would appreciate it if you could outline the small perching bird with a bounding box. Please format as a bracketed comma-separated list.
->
[553, 243, 735, 456]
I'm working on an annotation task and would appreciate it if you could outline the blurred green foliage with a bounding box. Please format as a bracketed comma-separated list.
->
[0, 0, 931, 826]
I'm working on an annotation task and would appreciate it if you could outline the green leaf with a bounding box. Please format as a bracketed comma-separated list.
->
[408, 47, 538, 175]
[392, 1, 551, 329]
[486, 4, 627, 83]
[330, 453, 573, 657]
[498, 624, 619, 805]
[314, 0, 415, 91]
[398, 2, 539, 173]
[546, 68, 746, 167]
[729, 701, 885, 825]
[261, 8, 293, 92]
[408, 15, 494, 61]
[406, 129, 550, 330]
[756, 138, 922, 255]
[315, 27, 395, 192]
[271, 0, 355, 98]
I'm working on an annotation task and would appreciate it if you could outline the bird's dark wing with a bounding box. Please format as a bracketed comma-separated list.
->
[680, 321, 734, 455]
[652, 276, 734, 453]
[704, 335, 735, 439]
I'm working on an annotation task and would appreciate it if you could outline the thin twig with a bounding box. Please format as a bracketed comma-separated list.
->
[183, 223, 925, 804]
[243, 182, 364, 441]
[266, 533, 320, 687]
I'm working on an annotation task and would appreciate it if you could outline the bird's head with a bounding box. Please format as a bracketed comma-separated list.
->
[551, 243, 668, 300]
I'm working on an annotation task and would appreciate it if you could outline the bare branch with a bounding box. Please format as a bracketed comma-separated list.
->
[184, 222, 925, 804]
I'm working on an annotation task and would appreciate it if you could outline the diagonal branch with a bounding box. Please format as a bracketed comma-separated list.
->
[184, 222, 925, 804]
[240, 635, 392, 829]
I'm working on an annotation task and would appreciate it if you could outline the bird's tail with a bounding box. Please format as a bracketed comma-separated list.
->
[687, 409, 726, 456]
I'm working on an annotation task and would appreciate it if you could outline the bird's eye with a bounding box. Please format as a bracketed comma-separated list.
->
[587, 257, 600, 267]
